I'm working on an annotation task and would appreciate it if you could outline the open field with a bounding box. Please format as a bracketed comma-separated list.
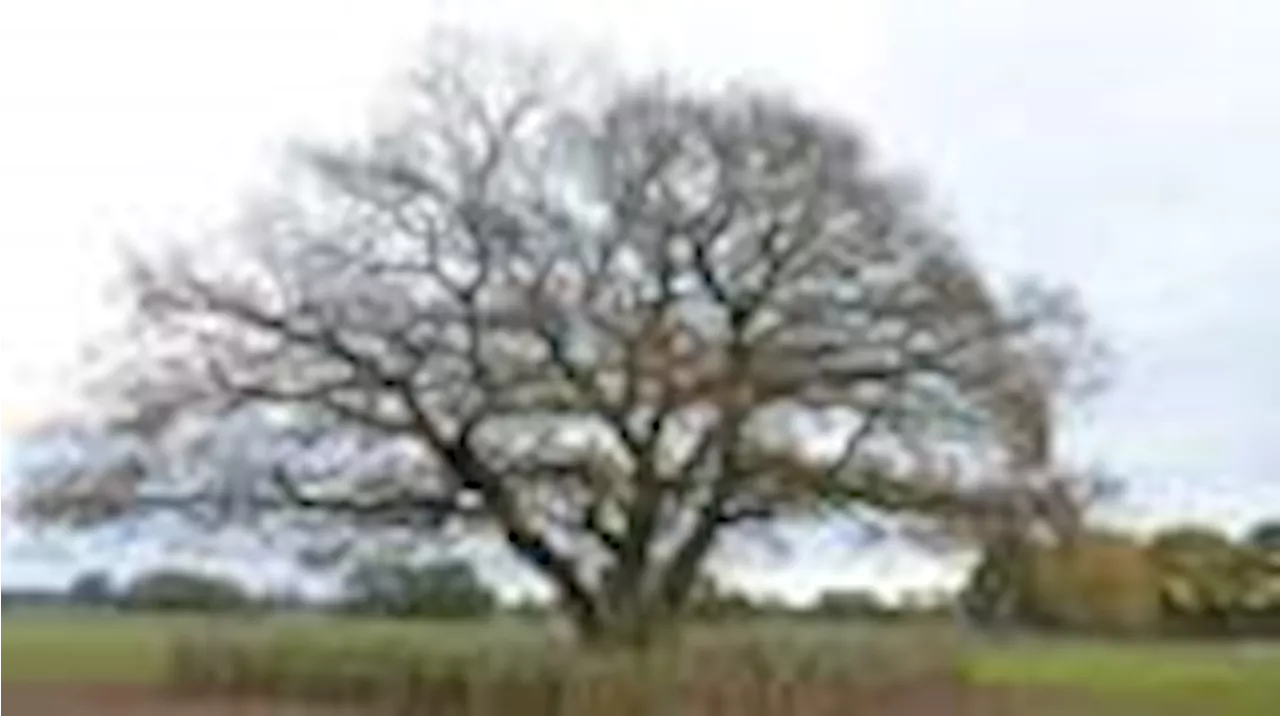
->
[969, 638, 1280, 715]
[4, 613, 1278, 714]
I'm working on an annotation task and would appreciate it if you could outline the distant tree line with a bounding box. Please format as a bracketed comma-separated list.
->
[961, 519, 1280, 636]
[336, 558, 496, 618]
[2, 558, 497, 619]
[7, 518, 1274, 637]
[3, 561, 950, 623]
[2, 569, 253, 613]
[683, 577, 953, 623]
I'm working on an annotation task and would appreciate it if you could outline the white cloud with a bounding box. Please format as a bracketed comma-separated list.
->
[0, 0, 889, 592]
[874, 0, 1280, 530]
[4, 0, 1278, 593]
[0, 0, 888, 434]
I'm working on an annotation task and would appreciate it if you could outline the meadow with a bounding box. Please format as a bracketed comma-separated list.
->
[3, 612, 1278, 714]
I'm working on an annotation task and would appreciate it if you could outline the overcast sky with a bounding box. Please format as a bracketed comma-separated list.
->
[2, 0, 1277, 597]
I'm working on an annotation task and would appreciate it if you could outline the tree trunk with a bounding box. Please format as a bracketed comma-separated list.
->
[573, 606, 679, 651]
[564, 572, 689, 651]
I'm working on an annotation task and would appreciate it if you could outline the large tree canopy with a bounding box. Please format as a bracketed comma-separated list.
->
[20, 44, 1097, 645]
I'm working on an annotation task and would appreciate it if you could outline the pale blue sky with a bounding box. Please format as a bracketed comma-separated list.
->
[2, 0, 1277, 598]
[873, 0, 1280, 533]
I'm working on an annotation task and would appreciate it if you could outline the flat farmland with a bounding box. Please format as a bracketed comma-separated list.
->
[4, 613, 1277, 714]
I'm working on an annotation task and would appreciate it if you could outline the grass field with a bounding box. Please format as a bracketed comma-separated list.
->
[969, 639, 1280, 714]
[4, 613, 1278, 713]
[1, 613, 550, 683]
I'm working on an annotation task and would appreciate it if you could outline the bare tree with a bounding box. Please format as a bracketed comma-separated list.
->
[20, 43, 1098, 646]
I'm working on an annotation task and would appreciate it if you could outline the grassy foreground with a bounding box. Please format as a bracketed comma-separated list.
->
[969, 638, 1280, 715]
[4, 613, 1279, 713]
[2, 613, 548, 683]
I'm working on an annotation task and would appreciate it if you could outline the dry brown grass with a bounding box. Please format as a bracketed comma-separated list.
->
[164, 626, 976, 715]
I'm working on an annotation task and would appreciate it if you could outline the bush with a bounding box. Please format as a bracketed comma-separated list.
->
[67, 571, 116, 607]
[124, 569, 250, 612]
[1025, 537, 1163, 635]
[341, 558, 496, 619]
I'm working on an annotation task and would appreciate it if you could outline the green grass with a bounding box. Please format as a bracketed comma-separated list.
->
[4, 613, 1278, 714]
[1, 612, 954, 684]
[2, 612, 550, 682]
[2, 612, 179, 682]
[967, 639, 1280, 714]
